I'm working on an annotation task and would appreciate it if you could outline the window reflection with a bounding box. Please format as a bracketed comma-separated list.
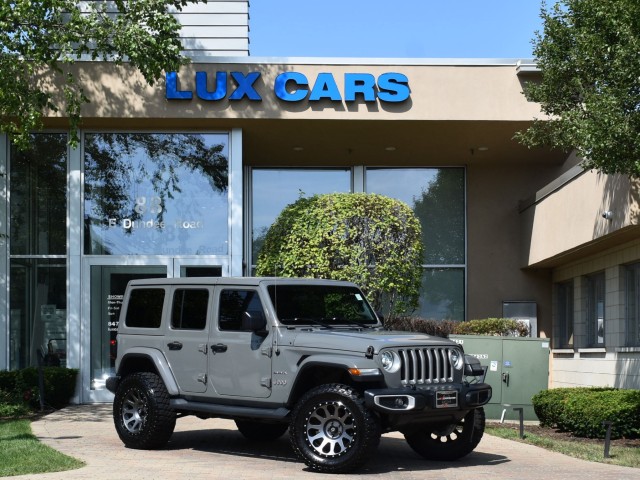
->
[418, 268, 465, 321]
[10, 134, 67, 255]
[84, 133, 229, 255]
[10, 260, 66, 369]
[366, 168, 466, 320]
[366, 168, 465, 265]
[251, 168, 351, 266]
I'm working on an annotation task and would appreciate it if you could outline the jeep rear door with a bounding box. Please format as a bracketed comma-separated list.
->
[164, 287, 211, 394]
[208, 287, 273, 398]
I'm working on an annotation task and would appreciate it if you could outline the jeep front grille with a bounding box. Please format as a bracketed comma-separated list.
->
[398, 347, 455, 385]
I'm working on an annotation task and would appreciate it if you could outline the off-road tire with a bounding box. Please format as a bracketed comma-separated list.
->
[235, 420, 289, 441]
[113, 372, 176, 449]
[289, 383, 381, 473]
[404, 407, 485, 461]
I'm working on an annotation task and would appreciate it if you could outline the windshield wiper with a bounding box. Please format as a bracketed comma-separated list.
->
[281, 317, 334, 329]
[328, 317, 376, 329]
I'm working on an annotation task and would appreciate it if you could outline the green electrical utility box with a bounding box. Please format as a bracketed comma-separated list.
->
[450, 335, 550, 421]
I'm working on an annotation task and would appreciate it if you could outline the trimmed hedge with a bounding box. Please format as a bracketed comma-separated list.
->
[454, 318, 529, 337]
[532, 387, 640, 439]
[383, 317, 530, 338]
[0, 367, 78, 410]
[382, 317, 459, 338]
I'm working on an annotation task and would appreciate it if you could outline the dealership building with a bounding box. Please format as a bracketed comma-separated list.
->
[1, 1, 639, 403]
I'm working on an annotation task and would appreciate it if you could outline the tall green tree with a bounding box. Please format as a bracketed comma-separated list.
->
[0, 0, 203, 149]
[517, 0, 640, 177]
[256, 193, 424, 316]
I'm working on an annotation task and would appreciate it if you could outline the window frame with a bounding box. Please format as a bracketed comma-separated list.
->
[585, 272, 605, 347]
[625, 263, 640, 347]
[554, 280, 574, 349]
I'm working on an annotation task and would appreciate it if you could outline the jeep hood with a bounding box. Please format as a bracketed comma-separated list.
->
[290, 329, 457, 354]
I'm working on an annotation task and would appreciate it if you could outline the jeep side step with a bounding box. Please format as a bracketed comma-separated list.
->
[170, 399, 290, 420]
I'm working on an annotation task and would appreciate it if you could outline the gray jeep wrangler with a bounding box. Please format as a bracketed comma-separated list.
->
[106, 277, 491, 473]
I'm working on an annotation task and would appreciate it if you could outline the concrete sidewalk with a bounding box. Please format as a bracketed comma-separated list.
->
[18, 405, 638, 480]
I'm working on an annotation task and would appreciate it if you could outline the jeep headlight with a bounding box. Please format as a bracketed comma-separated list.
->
[450, 349, 464, 370]
[380, 351, 401, 373]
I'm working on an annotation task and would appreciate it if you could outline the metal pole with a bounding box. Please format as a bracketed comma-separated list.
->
[513, 407, 525, 438]
[36, 350, 46, 411]
[602, 421, 613, 458]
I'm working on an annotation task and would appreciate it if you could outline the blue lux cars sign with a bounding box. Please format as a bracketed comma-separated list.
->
[166, 71, 410, 103]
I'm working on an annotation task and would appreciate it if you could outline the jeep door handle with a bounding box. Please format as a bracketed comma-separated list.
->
[167, 341, 183, 351]
[211, 343, 228, 353]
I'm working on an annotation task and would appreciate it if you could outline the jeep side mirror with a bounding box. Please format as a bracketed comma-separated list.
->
[242, 310, 268, 337]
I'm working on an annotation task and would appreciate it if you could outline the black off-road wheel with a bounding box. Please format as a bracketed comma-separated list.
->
[113, 372, 176, 450]
[404, 407, 485, 461]
[235, 420, 289, 441]
[289, 384, 381, 473]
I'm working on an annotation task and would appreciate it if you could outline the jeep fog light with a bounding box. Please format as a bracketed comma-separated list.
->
[380, 351, 401, 373]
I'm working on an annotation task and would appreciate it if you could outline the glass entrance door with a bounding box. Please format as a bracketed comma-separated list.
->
[82, 257, 230, 403]
[83, 260, 169, 402]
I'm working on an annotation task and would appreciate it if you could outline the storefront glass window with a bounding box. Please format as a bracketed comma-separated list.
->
[9, 260, 67, 369]
[9, 134, 68, 370]
[251, 168, 351, 267]
[366, 168, 465, 265]
[84, 133, 229, 255]
[10, 134, 68, 255]
[366, 168, 466, 321]
[418, 268, 465, 321]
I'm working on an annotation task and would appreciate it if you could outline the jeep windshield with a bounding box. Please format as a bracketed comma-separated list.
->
[267, 284, 379, 327]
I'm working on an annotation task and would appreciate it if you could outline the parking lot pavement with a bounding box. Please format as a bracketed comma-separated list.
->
[21, 404, 638, 480]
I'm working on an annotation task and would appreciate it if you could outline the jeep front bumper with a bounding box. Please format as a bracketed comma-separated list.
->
[364, 382, 491, 413]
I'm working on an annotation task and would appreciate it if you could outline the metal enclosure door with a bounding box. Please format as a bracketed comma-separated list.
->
[450, 335, 550, 420]
[501, 338, 550, 408]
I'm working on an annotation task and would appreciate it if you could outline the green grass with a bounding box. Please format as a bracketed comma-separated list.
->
[0, 419, 84, 477]
[486, 424, 640, 469]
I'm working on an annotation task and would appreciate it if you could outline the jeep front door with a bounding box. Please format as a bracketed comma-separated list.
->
[208, 288, 272, 398]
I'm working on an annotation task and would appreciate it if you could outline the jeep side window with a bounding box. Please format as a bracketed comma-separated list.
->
[171, 289, 209, 330]
[125, 288, 165, 328]
[219, 289, 264, 331]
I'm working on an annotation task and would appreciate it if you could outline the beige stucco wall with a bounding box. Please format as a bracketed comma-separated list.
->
[467, 163, 560, 336]
[521, 170, 640, 268]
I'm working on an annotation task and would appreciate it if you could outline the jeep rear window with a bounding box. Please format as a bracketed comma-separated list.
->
[171, 289, 209, 330]
[125, 288, 165, 328]
[267, 285, 378, 326]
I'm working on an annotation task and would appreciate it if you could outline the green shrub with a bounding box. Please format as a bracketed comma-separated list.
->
[532, 387, 639, 439]
[256, 193, 424, 317]
[558, 389, 640, 439]
[532, 388, 579, 428]
[0, 367, 78, 411]
[454, 318, 529, 337]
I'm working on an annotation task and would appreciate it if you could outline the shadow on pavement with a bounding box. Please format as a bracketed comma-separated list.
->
[166, 428, 510, 475]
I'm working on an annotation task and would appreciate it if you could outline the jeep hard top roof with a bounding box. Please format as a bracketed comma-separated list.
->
[125, 277, 360, 288]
